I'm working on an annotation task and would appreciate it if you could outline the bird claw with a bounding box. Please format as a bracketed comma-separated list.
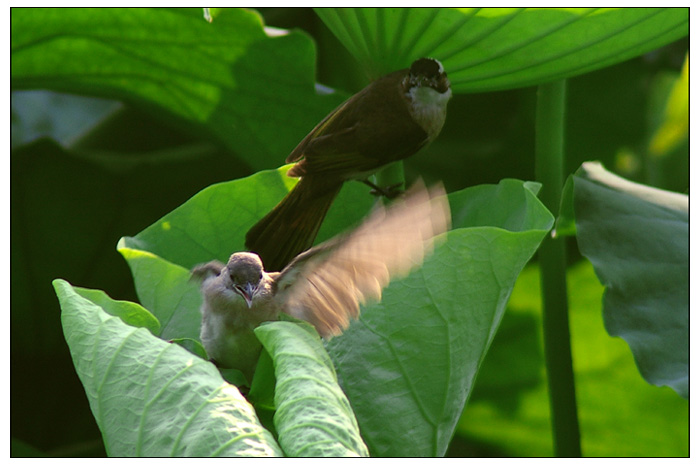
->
[362, 180, 405, 199]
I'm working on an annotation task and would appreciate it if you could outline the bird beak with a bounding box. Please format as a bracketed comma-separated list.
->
[237, 282, 257, 308]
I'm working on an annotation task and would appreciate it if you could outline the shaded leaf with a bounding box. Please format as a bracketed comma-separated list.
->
[73, 286, 161, 335]
[572, 162, 688, 398]
[115, 247, 202, 342]
[54, 279, 282, 457]
[170, 337, 209, 360]
[553, 174, 577, 237]
[247, 348, 278, 434]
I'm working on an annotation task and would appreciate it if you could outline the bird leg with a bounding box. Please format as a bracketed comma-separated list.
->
[361, 179, 405, 199]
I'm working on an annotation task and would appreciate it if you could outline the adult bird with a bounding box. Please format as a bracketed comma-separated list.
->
[245, 57, 451, 271]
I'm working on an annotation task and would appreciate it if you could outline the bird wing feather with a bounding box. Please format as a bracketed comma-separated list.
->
[190, 260, 225, 282]
[274, 179, 450, 337]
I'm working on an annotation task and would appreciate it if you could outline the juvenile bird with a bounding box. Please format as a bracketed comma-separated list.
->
[245, 57, 452, 271]
[192, 181, 450, 381]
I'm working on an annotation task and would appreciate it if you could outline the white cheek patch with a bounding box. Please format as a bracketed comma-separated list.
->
[408, 85, 452, 107]
[406, 86, 451, 139]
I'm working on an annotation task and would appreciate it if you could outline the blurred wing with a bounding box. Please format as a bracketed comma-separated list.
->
[274, 180, 450, 337]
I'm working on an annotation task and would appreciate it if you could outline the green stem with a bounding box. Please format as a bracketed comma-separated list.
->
[535, 80, 582, 457]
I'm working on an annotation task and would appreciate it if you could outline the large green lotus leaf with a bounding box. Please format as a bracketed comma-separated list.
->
[325, 179, 554, 457]
[315, 8, 688, 91]
[53, 279, 283, 457]
[572, 162, 688, 398]
[255, 321, 369, 457]
[11, 7, 345, 170]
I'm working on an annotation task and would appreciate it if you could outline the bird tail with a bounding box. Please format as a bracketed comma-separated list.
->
[245, 177, 342, 272]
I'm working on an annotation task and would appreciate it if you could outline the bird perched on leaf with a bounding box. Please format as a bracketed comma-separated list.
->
[245, 57, 452, 272]
[192, 180, 450, 381]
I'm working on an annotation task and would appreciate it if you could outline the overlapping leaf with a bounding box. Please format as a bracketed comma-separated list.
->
[568, 162, 688, 398]
[11, 7, 346, 170]
[256, 322, 369, 457]
[54, 279, 283, 457]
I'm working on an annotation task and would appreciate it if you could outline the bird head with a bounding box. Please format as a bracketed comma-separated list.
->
[226, 252, 265, 308]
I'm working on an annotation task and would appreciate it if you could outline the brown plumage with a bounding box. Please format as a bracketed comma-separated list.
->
[245, 58, 451, 272]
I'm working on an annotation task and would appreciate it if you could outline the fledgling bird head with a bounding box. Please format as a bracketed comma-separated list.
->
[223, 252, 265, 308]
[191, 252, 268, 309]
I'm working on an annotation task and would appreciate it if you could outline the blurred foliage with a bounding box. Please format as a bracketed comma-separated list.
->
[450, 262, 689, 457]
[11, 7, 687, 457]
